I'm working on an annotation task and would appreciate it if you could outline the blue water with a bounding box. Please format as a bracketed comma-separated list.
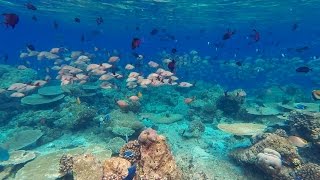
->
[0, 146, 9, 161]
[0, 1, 320, 179]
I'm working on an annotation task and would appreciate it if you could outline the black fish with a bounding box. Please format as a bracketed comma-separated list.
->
[292, 23, 298, 31]
[80, 34, 85, 42]
[74, 17, 80, 23]
[296, 66, 312, 73]
[53, 20, 59, 29]
[150, 28, 159, 35]
[222, 29, 235, 40]
[235, 61, 242, 66]
[96, 16, 103, 25]
[0, 54, 8, 63]
[295, 46, 309, 53]
[32, 15, 37, 21]
[26, 44, 35, 51]
[171, 48, 177, 54]
[25, 3, 37, 10]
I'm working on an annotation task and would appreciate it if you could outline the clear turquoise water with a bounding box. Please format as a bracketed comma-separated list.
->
[0, 1, 320, 179]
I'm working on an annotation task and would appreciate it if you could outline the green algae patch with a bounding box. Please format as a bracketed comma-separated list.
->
[21, 94, 65, 105]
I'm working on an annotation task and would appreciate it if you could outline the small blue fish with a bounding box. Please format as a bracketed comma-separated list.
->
[124, 163, 137, 180]
[294, 104, 307, 110]
[0, 147, 9, 161]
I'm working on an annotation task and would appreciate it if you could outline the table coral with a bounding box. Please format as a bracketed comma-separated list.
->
[137, 128, 182, 179]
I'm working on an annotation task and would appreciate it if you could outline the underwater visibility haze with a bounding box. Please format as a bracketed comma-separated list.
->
[1, 0, 320, 179]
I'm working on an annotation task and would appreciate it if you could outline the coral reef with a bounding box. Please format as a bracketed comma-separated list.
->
[4, 129, 43, 151]
[0, 150, 37, 166]
[257, 148, 282, 175]
[119, 140, 141, 164]
[216, 89, 246, 116]
[181, 120, 205, 138]
[21, 94, 65, 105]
[15, 151, 63, 180]
[288, 111, 320, 144]
[230, 133, 300, 165]
[59, 154, 73, 176]
[294, 163, 320, 180]
[54, 103, 97, 130]
[73, 154, 103, 180]
[137, 128, 182, 179]
[109, 110, 143, 132]
[107, 137, 126, 154]
[230, 133, 303, 179]
[217, 123, 266, 136]
[102, 157, 131, 180]
[0, 65, 37, 89]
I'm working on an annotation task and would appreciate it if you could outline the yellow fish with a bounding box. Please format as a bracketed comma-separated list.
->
[76, 97, 81, 105]
[137, 91, 142, 98]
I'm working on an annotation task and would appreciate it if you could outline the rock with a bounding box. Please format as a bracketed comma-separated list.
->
[73, 154, 103, 180]
[102, 157, 131, 179]
[137, 128, 182, 179]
